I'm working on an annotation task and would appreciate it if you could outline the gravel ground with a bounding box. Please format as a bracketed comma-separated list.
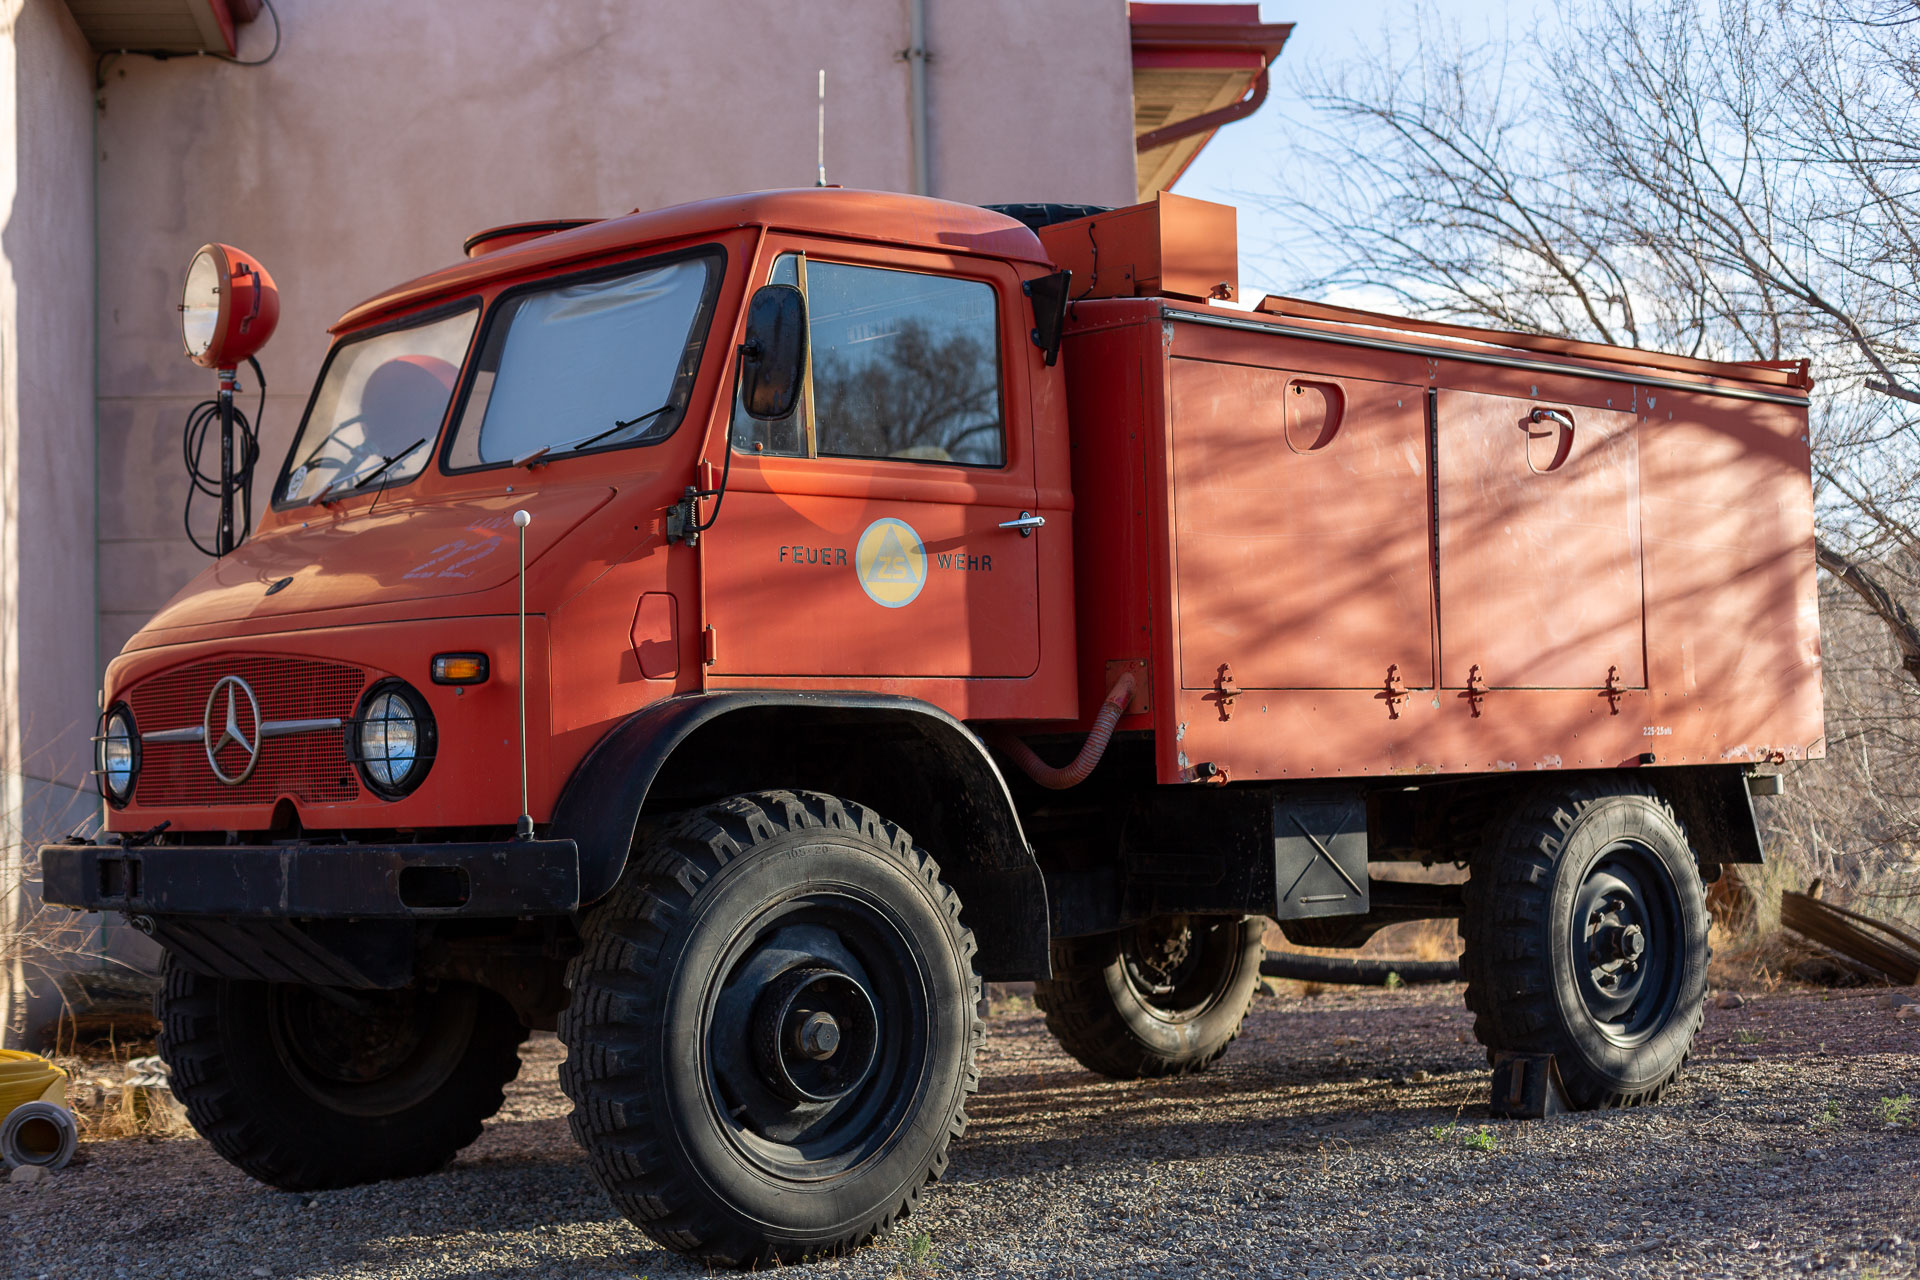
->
[6, 984, 1919, 1279]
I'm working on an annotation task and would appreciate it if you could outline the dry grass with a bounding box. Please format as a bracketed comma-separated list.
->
[47, 1034, 188, 1141]
[1707, 860, 1920, 990]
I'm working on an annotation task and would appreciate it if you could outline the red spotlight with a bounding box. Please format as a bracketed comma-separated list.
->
[179, 242, 280, 369]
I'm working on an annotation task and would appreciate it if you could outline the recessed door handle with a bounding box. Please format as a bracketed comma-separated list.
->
[998, 511, 1046, 536]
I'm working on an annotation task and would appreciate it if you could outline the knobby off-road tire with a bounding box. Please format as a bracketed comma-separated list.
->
[559, 790, 983, 1268]
[1034, 914, 1265, 1079]
[157, 961, 528, 1189]
[1461, 779, 1710, 1108]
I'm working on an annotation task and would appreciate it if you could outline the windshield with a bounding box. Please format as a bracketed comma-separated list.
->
[279, 306, 478, 504]
[445, 251, 721, 469]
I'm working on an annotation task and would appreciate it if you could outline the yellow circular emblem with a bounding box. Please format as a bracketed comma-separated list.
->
[854, 518, 927, 608]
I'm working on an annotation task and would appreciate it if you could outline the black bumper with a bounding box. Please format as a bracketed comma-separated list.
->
[40, 839, 581, 919]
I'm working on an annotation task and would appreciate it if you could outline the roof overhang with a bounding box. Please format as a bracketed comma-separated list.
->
[1131, 3, 1292, 201]
[63, 0, 262, 57]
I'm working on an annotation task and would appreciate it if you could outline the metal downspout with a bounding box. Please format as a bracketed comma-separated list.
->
[89, 72, 102, 799]
[906, 0, 929, 195]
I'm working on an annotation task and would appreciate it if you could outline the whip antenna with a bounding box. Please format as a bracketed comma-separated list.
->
[816, 69, 828, 187]
[513, 509, 533, 840]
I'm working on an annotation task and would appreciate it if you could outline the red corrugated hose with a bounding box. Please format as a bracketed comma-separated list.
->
[994, 671, 1136, 790]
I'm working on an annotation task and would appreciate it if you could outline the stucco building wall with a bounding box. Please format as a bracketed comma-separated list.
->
[2, 0, 100, 1036]
[93, 0, 1138, 664]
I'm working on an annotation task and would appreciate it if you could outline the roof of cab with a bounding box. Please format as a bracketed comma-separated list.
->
[333, 188, 1050, 333]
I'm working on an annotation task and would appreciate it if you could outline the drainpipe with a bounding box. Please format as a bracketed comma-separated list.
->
[906, 0, 929, 195]
[90, 77, 103, 752]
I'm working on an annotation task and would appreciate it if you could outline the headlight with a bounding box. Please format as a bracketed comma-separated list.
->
[97, 705, 138, 806]
[177, 242, 280, 369]
[180, 250, 222, 364]
[352, 681, 436, 798]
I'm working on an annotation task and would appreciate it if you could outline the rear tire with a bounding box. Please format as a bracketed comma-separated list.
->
[1034, 914, 1264, 1079]
[1461, 780, 1709, 1108]
[157, 961, 527, 1189]
[559, 790, 982, 1268]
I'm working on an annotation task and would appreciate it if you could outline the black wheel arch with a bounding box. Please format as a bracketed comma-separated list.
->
[549, 691, 1050, 981]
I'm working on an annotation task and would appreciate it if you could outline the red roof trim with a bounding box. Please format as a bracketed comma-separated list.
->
[1129, 4, 1292, 62]
[1129, 3, 1293, 186]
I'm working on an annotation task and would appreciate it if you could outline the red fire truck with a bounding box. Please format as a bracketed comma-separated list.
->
[42, 189, 1820, 1266]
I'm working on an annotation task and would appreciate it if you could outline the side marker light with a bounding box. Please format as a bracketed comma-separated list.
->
[431, 653, 490, 685]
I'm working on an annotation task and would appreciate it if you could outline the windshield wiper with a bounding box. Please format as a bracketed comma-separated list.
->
[291, 412, 370, 477]
[318, 437, 427, 503]
[511, 402, 674, 468]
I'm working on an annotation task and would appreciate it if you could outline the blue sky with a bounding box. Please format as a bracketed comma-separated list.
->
[1170, 0, 1521, 297]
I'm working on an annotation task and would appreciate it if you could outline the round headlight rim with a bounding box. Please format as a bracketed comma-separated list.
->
[350, 678, 437, 800]
[180, 247, 226, 365]
[98, 703, 140, 808]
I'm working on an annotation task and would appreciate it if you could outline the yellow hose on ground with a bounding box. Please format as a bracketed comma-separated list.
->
[0, 1050, 68, 1113]
[0, 1052, 77, 1170]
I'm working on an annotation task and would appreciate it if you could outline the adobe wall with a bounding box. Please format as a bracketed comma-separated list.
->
[1, 0, 106, 1040]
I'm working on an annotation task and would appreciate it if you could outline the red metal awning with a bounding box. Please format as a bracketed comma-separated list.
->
[63, 0, 261, 57]
[1131, 3, 1292, 200]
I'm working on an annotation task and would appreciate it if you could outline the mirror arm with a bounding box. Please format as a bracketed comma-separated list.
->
[666, 342, 750, 547]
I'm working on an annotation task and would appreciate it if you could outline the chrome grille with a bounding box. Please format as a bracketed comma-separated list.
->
[123, 655, 369, 809]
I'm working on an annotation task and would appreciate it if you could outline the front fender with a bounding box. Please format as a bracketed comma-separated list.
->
[549, 691, 1050, 979]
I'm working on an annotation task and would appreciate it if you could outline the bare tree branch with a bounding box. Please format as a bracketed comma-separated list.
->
[1816, 537, 1920, 682]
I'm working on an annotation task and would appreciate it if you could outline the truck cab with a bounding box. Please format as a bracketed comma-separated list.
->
[42, 188, 1820, 1268]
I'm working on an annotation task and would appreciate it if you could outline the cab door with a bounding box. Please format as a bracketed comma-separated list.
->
[699, 244, 1044, 680]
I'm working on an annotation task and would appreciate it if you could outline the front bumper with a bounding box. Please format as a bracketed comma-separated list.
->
[40, 838, 581, 919]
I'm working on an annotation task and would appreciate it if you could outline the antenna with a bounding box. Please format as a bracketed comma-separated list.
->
[513, 509, 533, 840]
[816, 69, 828, 187]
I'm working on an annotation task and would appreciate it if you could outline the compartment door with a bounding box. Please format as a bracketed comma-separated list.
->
[1171, 360, 1433, 691]
[1435, 389, 1645, 689]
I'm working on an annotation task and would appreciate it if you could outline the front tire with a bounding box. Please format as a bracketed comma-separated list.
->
[158, 962, 528, 1189]
[559, 791, 982, 1268]
[1034, 914, 1265, 1079]
[1461, 780, 1709, 1108]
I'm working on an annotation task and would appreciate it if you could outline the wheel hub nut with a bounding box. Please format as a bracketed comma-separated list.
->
[1619, 924, 1646, 962]
[750, 966, 878, 1102]
[795, 1011, 840, 1060]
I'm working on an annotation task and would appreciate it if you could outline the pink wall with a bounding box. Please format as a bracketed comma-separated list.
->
[3, 0, 112, 1040]
[4, 0, 97, 828]
[93, 0, 1139, 660]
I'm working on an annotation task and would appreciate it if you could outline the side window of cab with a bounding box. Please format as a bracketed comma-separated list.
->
[733, 255, 1005, 467]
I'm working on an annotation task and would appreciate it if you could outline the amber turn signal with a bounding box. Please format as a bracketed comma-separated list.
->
[430, 653, 489, 685]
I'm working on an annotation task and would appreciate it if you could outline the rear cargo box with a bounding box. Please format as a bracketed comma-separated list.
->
[1062, 295, 1824, 786]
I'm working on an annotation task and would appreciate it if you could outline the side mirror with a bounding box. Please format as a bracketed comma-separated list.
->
[739, 283, 807, 420]
[1023, 269, 1072, 368]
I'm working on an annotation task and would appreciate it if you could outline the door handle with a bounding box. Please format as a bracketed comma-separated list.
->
[998, 511, 1046, 537]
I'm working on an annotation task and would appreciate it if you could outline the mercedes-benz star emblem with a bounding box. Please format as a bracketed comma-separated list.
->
[203, 675, 262, 785]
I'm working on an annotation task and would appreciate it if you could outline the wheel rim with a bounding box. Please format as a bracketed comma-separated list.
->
[702, 891, 932, 1180]
[1119, 916, 1238, 1024]
[1570, 842, 1684, 1047]
[267, 983, 476, 1116]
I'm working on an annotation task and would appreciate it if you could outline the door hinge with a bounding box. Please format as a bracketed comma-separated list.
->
[702, 624, 718, 667]
[1601, 665, 1624, 715]
[1461, 664, 1487, 717]
[1206, 662, 1240, 721]
[1377, 663, 1409, 720]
